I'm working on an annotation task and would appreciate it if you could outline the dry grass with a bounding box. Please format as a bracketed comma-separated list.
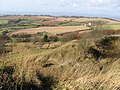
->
[1, 32, 120, 89]
[0, 15, 120, 90]
[32, 38, 120, 90]
[10, 26, 90, 35]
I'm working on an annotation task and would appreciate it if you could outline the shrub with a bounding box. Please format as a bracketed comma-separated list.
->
[0, 40, 5, 55]
[99, 37, 112, 47]
[49, 35, 59, 42]
[37, 31, 48, 36]
[12, 33, 32, 42]
[43, 34, 49, 42]
[60, 32, 78, 42]
[86, 46, 102, 61]
[0, 66, 57, 90]
[88, 30, 116, 40]
[2, 30, 9, 35]
[0, 35, 12, 42]
[31, 36, 44, 44]
[0, 66, 16, 90]
[15, 38, 31, 42]
[36, 72, 58, 90]
[0, 35, 12, 55]
[11, 33, 31, 38]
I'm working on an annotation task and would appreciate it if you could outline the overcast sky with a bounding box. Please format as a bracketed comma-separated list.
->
[0, 0, 120, 17]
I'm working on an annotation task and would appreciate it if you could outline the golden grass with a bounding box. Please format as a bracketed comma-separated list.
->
[1, 38, 120, 89]
[10, 26, 90, 35]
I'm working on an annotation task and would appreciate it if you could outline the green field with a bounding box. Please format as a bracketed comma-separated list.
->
[0, 20, 8, 24]
[103, 25, 120, 30]
[20, 20, 41, 23]
[0, 19, 39, 35]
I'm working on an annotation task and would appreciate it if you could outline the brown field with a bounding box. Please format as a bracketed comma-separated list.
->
[0, 16, 54, 20]
[1, 16, 119, 25]
[10, 26, 90, 35]
[39, 21, 63, 26]
[73, 18, 120, 24]
[55, 17, 76, 21]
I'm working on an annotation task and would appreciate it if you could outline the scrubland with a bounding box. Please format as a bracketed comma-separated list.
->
[0, 16, 120, 90]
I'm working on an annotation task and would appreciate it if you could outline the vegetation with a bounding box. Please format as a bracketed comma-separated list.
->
[0, 35, 12, 55]
[0, 20, 8, 24]
[0, 65, 57, 90]
[0, 15, 120, 90]
[11, 33, 32, 42]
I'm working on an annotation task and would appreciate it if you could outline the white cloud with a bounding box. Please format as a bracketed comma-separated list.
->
[0, 0, 119, 17]
[37, 0, 45, 5]
[89, 0, 120, 7]
[72, 3, 77, 7]
[68, 0, 120, 11]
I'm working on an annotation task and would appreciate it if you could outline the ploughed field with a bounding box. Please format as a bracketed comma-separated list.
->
[10, 26, 90, 35]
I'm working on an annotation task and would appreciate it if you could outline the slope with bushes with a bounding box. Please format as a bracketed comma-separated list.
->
[0, 34, 120, 89]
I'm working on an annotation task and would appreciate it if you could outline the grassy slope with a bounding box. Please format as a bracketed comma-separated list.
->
[1, 16, 120, 89]
[1, 37, 120, 90]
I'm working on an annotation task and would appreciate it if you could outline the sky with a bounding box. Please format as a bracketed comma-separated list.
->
[0, 0, 120, 17]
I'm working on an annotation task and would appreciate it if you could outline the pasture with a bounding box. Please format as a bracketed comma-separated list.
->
[103, 25, 120, 30]
[0, 20, 8, 24]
